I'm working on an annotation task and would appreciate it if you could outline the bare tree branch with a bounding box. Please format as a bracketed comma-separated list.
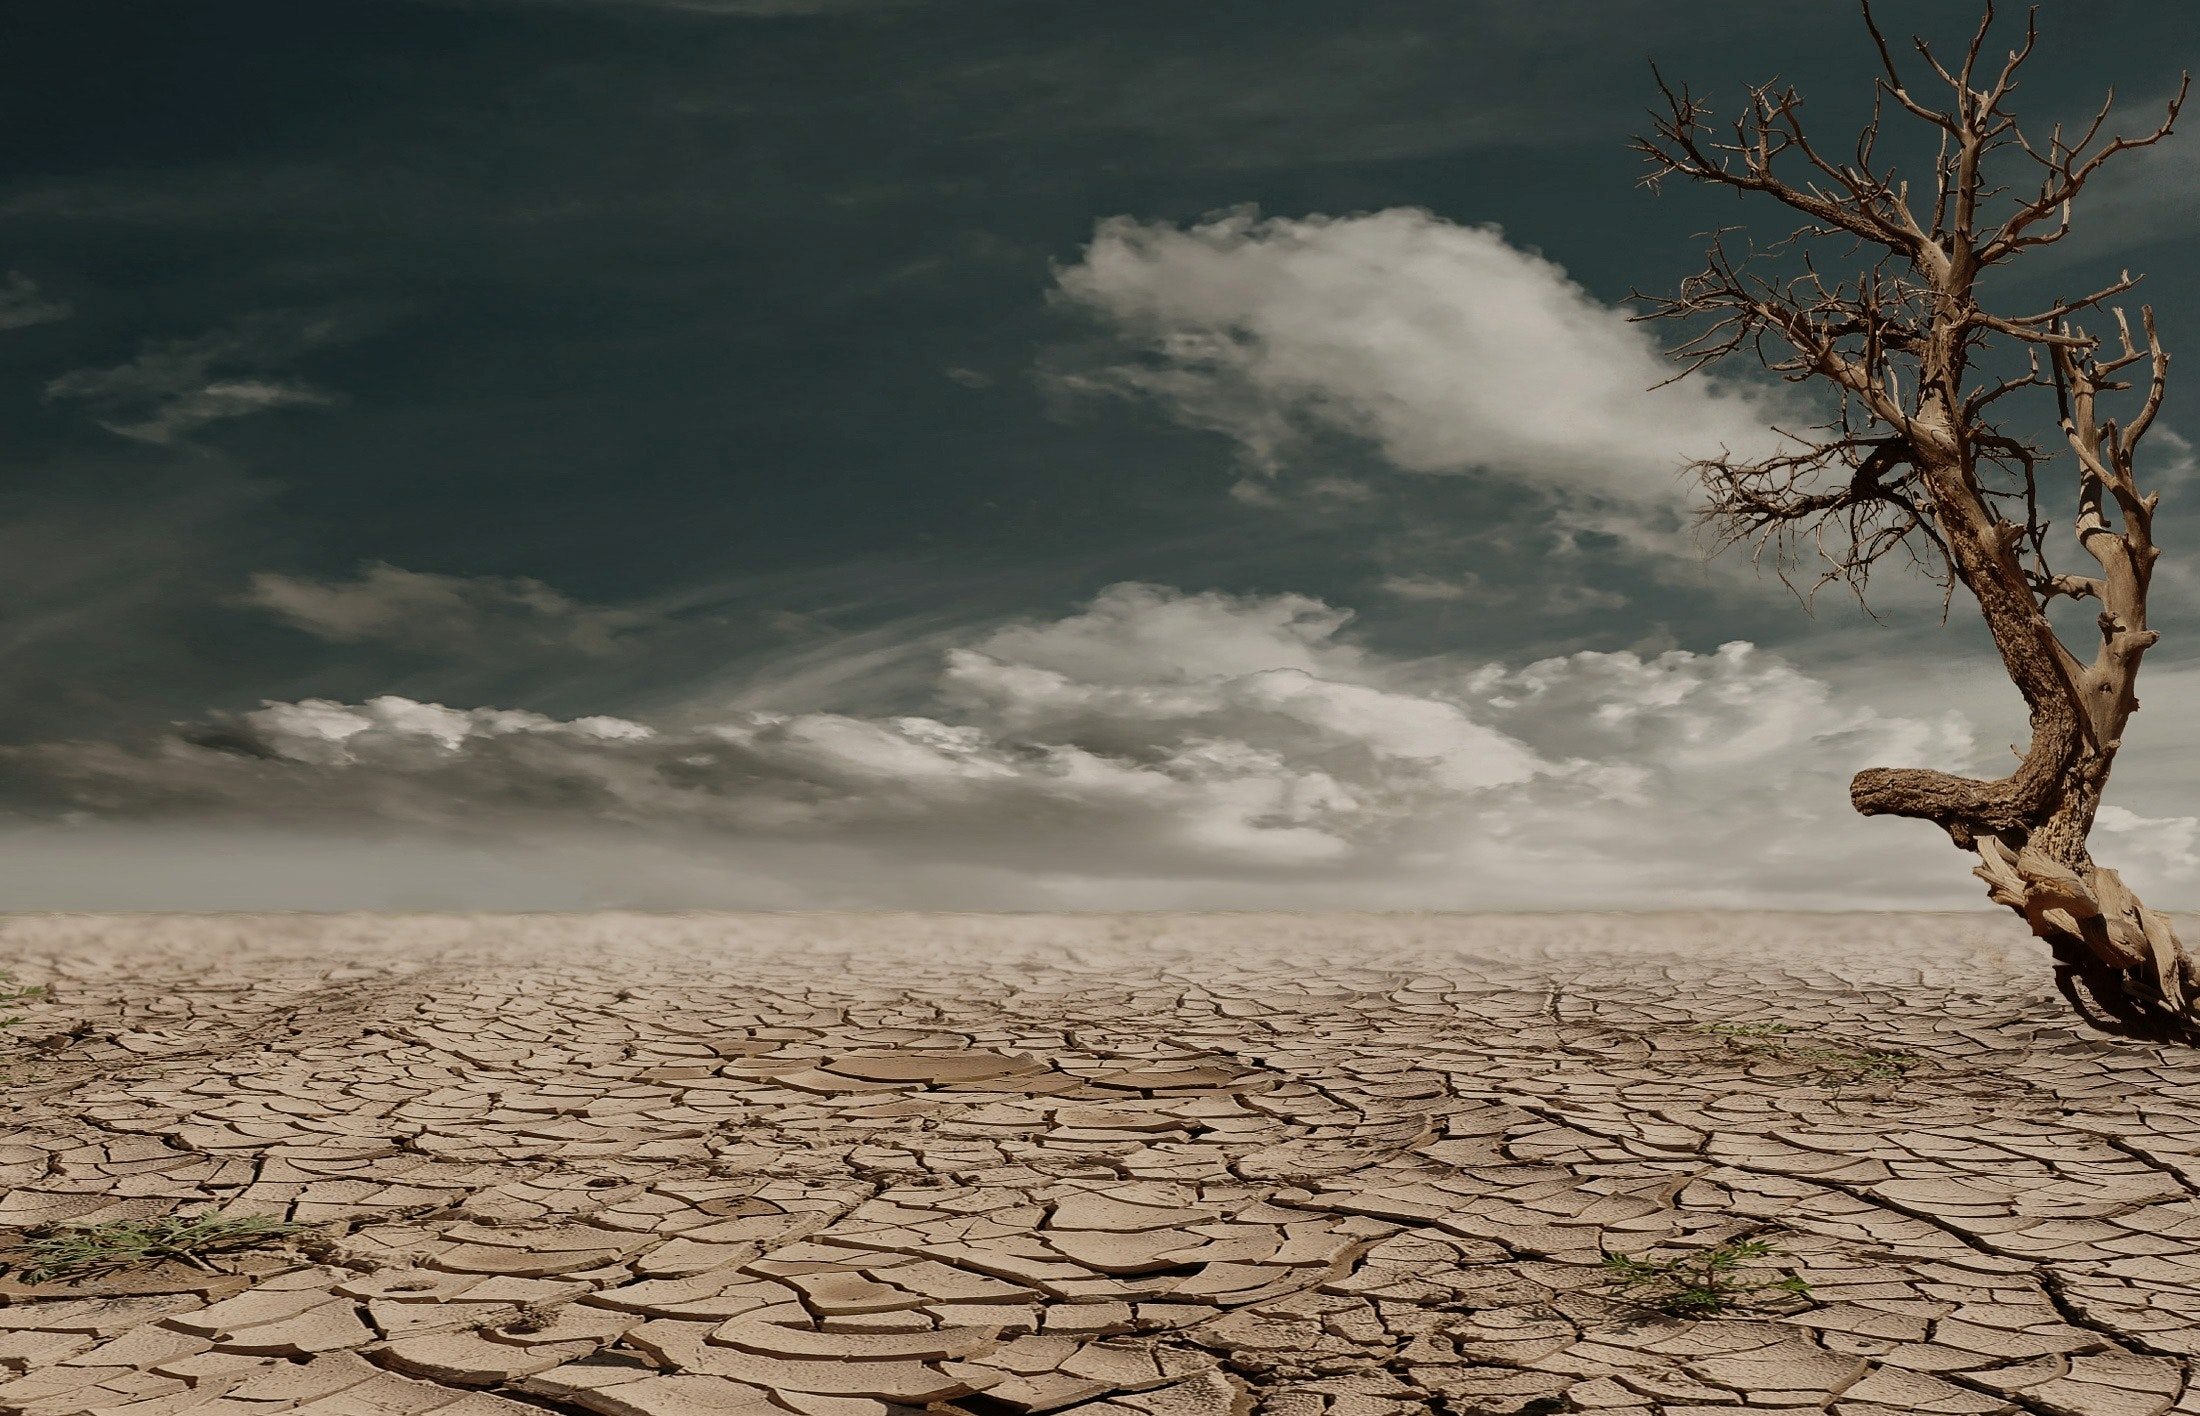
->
[1639, 4, 2200, 1038]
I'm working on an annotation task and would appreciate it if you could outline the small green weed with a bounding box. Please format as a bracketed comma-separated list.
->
[13, 1211, 307, 1283]
[1787, 1045, 1916, 1082]
[0, 971, 42, 1031]
[1697, 1022, 1916, 1086]
[1601, 1237, 1811, 1317]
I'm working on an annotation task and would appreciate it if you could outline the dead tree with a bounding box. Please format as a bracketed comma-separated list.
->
[1637, 3, 2198, 1038]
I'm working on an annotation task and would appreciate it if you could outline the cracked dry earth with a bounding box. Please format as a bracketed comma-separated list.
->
[2, 915, 2199, 1416]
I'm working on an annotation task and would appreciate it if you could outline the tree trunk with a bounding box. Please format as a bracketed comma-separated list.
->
[1850, 450, 2200, 1041]
[1867, 741, 2199, 1038]
[1969, 832, 2196, 1041]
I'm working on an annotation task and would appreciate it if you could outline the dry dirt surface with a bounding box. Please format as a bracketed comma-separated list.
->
[2, 911, 2198, 1416]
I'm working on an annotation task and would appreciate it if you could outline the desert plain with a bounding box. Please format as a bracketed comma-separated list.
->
[0, 910, 2196, 1416]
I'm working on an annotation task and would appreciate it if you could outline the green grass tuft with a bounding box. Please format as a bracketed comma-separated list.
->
[0, 971, 42, 1032]
[1601, 1236, 1812, 1317]
[1785, 1044, 1916, 1082]
[13, 1211, 307, 1283]
[1697, 1022, 1916, 1085]
[1698, 1021, 1796, 1039]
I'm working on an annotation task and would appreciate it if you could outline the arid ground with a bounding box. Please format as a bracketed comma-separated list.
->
[2, 911, 2197, 1416]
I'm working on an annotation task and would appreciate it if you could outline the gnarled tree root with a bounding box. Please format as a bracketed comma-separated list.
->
[1973, 838, 2200, 1041]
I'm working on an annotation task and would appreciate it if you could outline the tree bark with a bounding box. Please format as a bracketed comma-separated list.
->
[1847, 514, 2198, 1038]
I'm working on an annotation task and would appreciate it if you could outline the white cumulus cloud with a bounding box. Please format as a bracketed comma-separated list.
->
[1050, 208, 1785, 509]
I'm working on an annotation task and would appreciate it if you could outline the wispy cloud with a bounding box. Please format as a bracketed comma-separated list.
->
[1375, 569, 1626, 618]
[0, 463, 290, 745]
[454, 0, 917, 14]
[1999, 85, 2197, 264]
[644, 0, 912, 12]
[1377, 573, 1478, 604]
[0, 272, 71, 332]
[43, 312, 347, 444]
[241, 562, 649, 658]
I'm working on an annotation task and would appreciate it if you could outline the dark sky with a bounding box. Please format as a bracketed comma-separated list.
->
[4, 0, 2199, 909]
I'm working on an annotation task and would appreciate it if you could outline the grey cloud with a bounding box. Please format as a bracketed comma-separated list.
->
[241, 562, 649, 658]
[1378, 573, 1477, 603]
[1375, 570, 1625, 617]
[0, 272, 70, 331]
[0, 466, 291, 743]
[43, 312, 346, 444]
